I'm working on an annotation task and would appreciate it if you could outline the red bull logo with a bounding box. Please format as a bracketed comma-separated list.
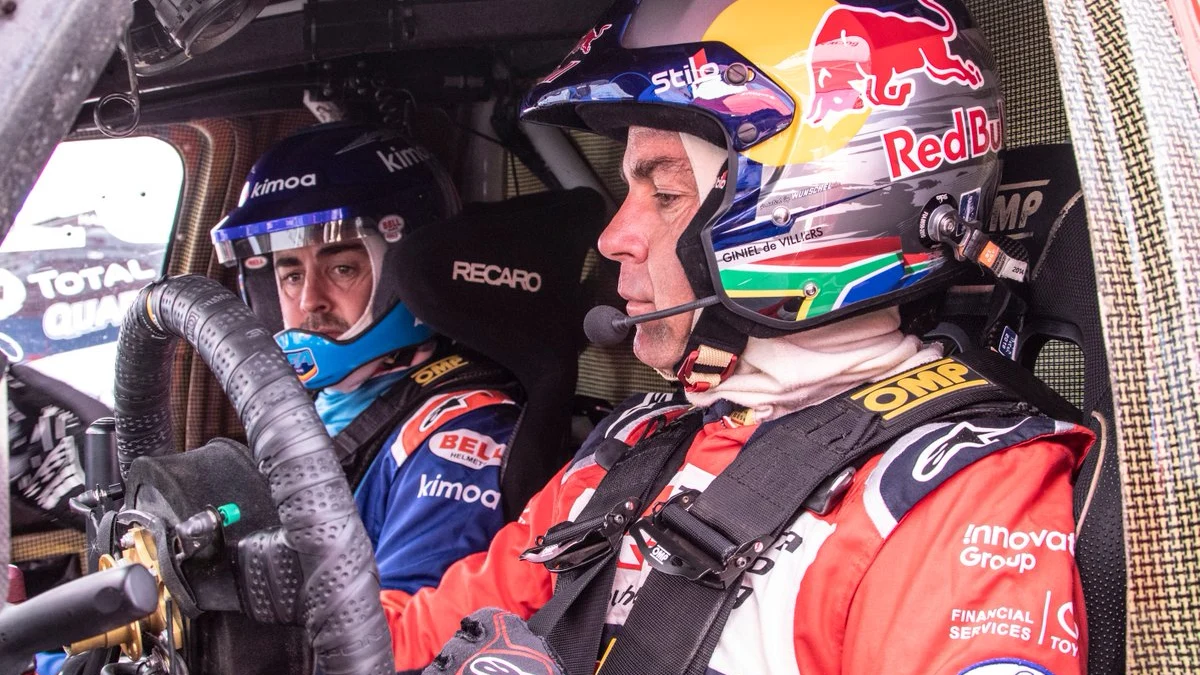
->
[574, 23, 612, 56]
[537, 22, 613, 84]
[806, 0, 983, 125]
[881, 105, 1003, 179]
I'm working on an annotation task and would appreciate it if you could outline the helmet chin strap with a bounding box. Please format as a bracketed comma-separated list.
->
[670, 132, 746, 392]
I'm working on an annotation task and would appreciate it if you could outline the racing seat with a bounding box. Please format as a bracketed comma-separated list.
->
[395, 186, 608, 520]
[1012, 145, 1124, 675]
[936, 144, 1125, 674]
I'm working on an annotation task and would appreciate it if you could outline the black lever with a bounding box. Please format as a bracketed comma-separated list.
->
[0, 564, 157, 675]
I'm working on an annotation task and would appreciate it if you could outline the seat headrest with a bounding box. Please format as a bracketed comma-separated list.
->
[394, 187, 607, 387]
[393, 187, 609, 519]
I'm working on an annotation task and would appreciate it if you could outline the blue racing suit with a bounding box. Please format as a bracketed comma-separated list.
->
[316, 363, 521, 594]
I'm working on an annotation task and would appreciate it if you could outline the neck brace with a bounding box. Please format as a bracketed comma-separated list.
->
[686, 306, 943, 421]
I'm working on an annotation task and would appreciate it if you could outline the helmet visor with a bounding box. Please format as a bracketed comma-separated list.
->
[212, 207, 381, 266]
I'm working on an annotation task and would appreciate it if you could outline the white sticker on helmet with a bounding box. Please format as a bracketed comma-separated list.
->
[378, 215, 405, 243]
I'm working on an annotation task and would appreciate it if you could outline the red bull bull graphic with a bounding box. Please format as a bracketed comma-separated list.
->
[537, 22, 614, 85]
[807, 0, 984, 125]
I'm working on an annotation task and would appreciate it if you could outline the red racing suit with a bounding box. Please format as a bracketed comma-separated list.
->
[382, 392, 1093, 675]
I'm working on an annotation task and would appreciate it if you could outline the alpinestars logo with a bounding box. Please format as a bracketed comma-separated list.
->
[419, 394, 469, 432]
[251, 173, 317, 197]
[912, 420, 1022, 482]
[468, 656, 537, 675]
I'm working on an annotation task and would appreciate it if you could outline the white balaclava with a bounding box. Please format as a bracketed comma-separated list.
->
[328, 233, 435, 392]
[674, 131, 943, 420]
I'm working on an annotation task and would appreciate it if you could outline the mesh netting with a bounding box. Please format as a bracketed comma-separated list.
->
[1044, 0, 1200, 667]
[11, 529, 88, 574]
[967, 0, 1071, 148]
[1034, 340, 1086, 409]
[166, 112, 317, 451]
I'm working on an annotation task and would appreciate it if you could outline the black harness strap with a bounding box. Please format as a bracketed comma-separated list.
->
[524, 410, 705, 675]
[527, 349, 1077, 675]
[599, 349, 1075, 675]
[333, 344, 518, 489]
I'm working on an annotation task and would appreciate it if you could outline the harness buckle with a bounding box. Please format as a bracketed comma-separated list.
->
[629, 489, 770, 590]
[676, 347, 738, 393]
[520, 498, 640, 573]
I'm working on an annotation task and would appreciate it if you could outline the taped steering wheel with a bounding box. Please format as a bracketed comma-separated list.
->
[112, 275, 393, 675]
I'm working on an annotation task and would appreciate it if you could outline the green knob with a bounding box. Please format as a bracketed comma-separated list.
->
[217, 503, 241, 527]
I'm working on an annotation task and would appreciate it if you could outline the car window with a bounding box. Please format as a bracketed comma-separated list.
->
[0, 137, 183, 406]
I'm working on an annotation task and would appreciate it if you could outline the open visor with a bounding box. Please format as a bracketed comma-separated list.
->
[211, 207, 385, 266]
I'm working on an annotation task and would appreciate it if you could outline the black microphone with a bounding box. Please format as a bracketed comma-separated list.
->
[583, 296, 720, 346]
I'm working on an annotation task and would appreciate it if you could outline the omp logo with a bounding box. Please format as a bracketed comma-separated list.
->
[376, 145, 432, 173]
[430, 429, 505, 470]
[250, 173, 316, 197]
[649, 545, 671, 564]
[452, 261, 542, 293]
[850, 357, 988, 420]
[411, 354, 466, 385]
[989, 180, 1047, 236]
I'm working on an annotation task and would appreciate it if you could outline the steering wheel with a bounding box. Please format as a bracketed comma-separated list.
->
[112, 275, 393, 675]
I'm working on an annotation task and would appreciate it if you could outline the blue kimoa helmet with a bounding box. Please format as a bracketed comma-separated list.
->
[211, 122, 462, 389]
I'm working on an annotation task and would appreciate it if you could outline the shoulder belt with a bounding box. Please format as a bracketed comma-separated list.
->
[334, 345, 519, 489]
[528, 348, 1080, 675]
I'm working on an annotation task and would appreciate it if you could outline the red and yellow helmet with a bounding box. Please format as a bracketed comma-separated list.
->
[522, 0, 1003, 339]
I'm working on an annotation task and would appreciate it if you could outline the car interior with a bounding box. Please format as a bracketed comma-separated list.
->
[1, 0, 1198, 673]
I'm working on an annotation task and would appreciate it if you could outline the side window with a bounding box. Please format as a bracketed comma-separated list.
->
[0, 137, 183, 405]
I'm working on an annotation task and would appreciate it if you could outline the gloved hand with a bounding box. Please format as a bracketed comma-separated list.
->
[237, 527, 303, 625]
[423, 608, 566, 675]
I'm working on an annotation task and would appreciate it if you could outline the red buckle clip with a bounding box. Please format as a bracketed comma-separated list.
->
[676, 349, 739, 393]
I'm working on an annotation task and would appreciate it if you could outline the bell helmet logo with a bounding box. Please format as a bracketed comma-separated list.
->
[244, 255, 269, 270]
[250, 173, 317, 198]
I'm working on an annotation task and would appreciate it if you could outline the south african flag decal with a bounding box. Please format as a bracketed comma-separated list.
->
[718, 238, 934, 321]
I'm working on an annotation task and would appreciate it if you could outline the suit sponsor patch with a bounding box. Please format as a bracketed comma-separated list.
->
[430, 428, 505, 470]
[398, 389, 515, 456]
[850, 357, 989, 421]
[863, 416, 1057, 536]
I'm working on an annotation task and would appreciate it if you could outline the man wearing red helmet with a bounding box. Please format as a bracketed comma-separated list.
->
[377, 2, 1091, 673]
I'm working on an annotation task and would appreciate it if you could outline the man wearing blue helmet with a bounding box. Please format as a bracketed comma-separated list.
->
[211, 122, 521, 596]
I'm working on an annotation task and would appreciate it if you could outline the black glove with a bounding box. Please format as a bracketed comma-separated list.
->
[423, 608, 566, 675]
[237, 527, 303, 625]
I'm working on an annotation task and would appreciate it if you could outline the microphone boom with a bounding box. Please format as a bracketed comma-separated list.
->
[582, 296, 719, 346]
